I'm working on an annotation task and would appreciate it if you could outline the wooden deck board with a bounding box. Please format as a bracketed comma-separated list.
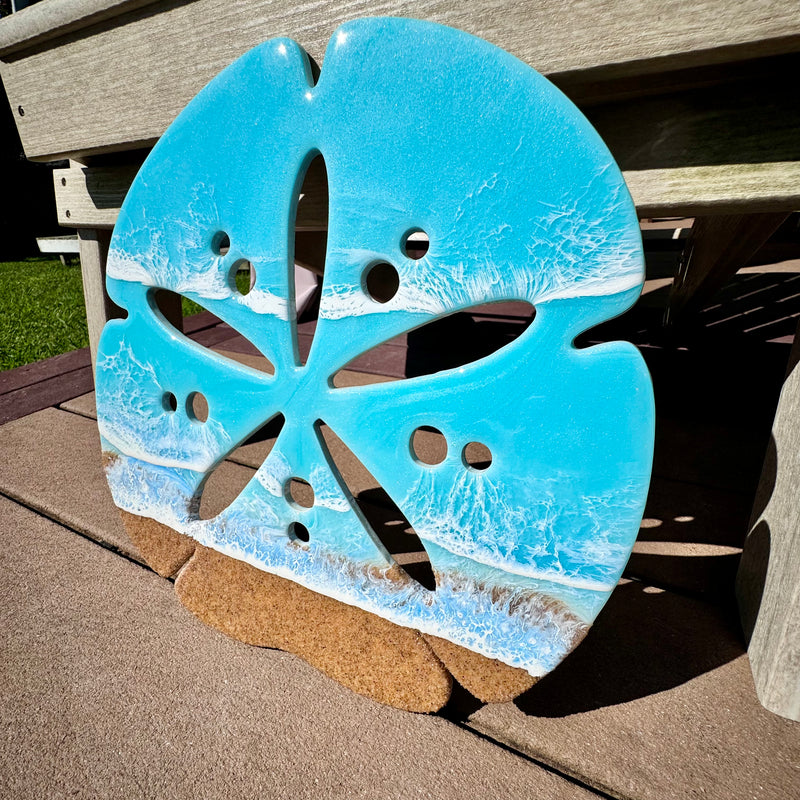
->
[0, 365, 94, 426]
[0, 346, 91, 395]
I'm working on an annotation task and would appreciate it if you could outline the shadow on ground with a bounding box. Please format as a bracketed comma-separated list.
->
[439, 256, 796, 720]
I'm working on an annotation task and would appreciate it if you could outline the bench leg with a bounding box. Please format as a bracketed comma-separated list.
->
[665, 213, 788, 324]
[737, 318, 800, 721]
[77, 228, 118, 371]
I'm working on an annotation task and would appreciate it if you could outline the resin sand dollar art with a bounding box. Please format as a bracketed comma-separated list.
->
[96, 18, 655, 706]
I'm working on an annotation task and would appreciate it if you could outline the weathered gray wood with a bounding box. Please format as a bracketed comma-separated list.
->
[2, 0, 797, 75]
[36, 235, 80, 254]
[0, 0, 160, 56]
[53, 161, 800, 230]
[77, 227, 116, 370]
[54, 162, 329, 229]
[1, 0, 798, 161]
[54, 164, 139, 228]
[665, 212, 790, 323]
[737, 321, 800, 722]
[626, 163, 800, 218]
[78, 224, 184, 368]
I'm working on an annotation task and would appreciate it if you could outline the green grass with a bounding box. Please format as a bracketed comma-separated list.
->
[0, 259, 252, 371]
[0, 258, 90, 371]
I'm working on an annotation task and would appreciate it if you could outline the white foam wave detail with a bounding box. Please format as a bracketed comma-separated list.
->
[103, 450, 604, 675]
[237, 286, 289, 319]
[109, 184, 289, 318]
[256, 450, 292, 497]
[402, 467, 635, 592]
[105, 453, 198, 532]
[310, 464, 350, 512]
[320, 171, 641, 320]
[96, 339, 231, 472]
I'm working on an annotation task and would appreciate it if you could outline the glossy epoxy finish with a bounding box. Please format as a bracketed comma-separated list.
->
[96, 18, 654, 676]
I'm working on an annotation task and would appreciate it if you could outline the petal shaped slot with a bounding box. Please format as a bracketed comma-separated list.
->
[96, 333, 279, 478]
[321, 301, 653, 595]
[330, 301, 535, 385]
[317, 422, 437, 591]
[198, 414, 286, 520]
[292, 153, 327, 365]
[148, 288, 275, 375]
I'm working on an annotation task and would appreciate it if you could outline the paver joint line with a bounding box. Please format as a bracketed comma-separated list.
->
[447, 719, 624, 800]
[0, 487, 150, 573]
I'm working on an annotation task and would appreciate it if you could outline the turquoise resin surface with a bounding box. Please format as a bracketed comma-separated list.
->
[96, 18, 655, 677]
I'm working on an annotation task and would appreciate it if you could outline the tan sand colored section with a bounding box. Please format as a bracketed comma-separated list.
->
[119, 509, 196, 578]
[175, 544, 453, 712]
[423, 634, 538, 703]
[118, 505, 539, 709]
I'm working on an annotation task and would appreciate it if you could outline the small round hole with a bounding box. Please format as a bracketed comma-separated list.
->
[411, 426, 447, 465]
[17, 106, 24, 117]
[289, 521, 310, 542]
[364, 262, 399, 303]
[403, 230, 429, 259]
[60, 177, 67, 187]
[186, 391, 208, 423]
[462, 441, 492, 471]
[211, 231, 230, 256]
[65, 210, 71, 218]
[162, 391, 178, 413]
[229, 259, 254, 295]
[284, 477, 314, 509]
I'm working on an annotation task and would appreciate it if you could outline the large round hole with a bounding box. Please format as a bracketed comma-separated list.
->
[411, 426, 447, 465]
[403, 229, 429, 259]
[288, 521, 310, 542]
[462, 441, 492, 471]
[162, 391, 178, 413]
[284, 477, 314, 509]
[364, 262, 399, 303]
[186, 391, 209, 423]
[211, 231, 230, 256]
[229, 259, 254, 295]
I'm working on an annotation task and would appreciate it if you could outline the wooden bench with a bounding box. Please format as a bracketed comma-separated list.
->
[1, 0, 799, 720]
[36, 234, 80, 264]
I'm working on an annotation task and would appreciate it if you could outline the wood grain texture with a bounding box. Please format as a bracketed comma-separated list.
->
[737, 324, 800, 722]
[665, 213, 790, 322]
[625, 163, 800, 217]
[54, 164, 138, 228]
[0, 365, 94, 425]
[77, 227, 116, 370]
[3, 0, 797, 67]
[54, 163, 328, 229]
[0, 346, 91, 395]
[1, 0, 798, 160]
[0, 0, 161, 56]
[52, 159, 800, 230]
